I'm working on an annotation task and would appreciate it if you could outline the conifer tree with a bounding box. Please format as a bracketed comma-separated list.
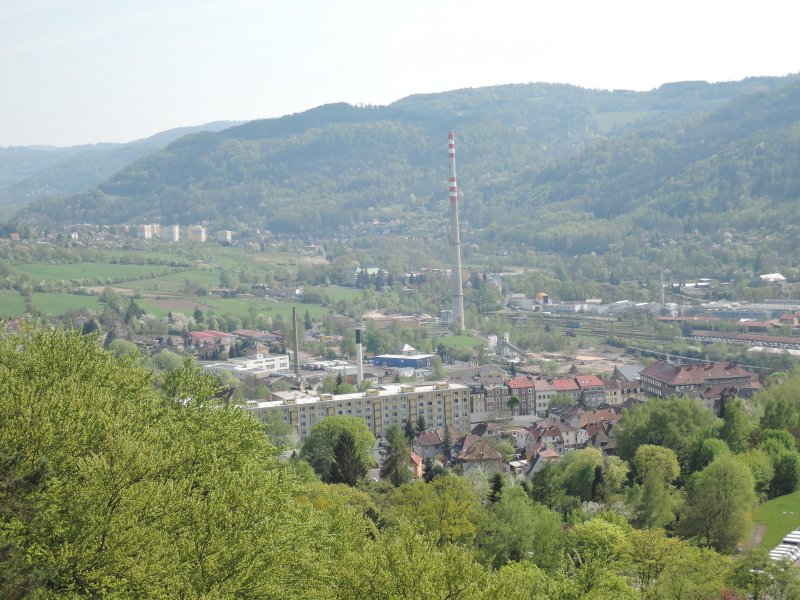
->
[329, 430, 367, 487]
[416, 415, 427, 435]
[380, 425, 411, 487]
[442, 424, 452, 463]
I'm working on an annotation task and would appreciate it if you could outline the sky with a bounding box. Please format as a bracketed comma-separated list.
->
[1, 0, 798, 147]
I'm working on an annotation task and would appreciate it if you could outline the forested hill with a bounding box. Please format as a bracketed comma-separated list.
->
[482, 81, 800, 254]
[13, 76, 800, 240]
[0, 121, 242, 208]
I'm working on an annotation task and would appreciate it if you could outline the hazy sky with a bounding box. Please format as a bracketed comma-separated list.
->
[1, 0, 797, 147]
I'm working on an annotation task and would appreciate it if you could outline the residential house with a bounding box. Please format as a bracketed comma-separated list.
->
[553, 378, 582, 402]
[525, 446, 561, 477]
[458, 437, 507, 474]
[407, 452, 424, 480]
[507, 375, 537, 415]
[531, 378, 557, 415]
[414, 427, 450, 461]
[575, 374, 606, 407]
[639, 360, 755, 398]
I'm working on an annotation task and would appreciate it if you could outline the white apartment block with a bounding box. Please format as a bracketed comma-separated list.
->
[205, 353, 290, 379]
[216, 230, 232, 243]
[187, 225, 207, 242]
[137, 223, 160, 239]
[161, 224, 180, 242]
[244, 382, 470, 441]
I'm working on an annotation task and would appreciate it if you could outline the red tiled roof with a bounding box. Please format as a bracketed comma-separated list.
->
[640, 361, 753, 386]
[575, 375, 605, 389]
[458, 439, 504, 462]
[553, 378, 580, 392]
[507, 376, 537, 390]
[417, 428, 445, 446]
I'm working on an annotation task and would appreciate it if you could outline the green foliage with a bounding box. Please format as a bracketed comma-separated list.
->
[480, 485, 564, 570]
[387, 475, 482, 546]
[346, 520, 489, 599]
[617, 397, 721, 472]
[680, 454, 757, 552]
[759, 368, 800, 435]
[688, 437, 731, 474]
[0, 324, 342, 596]
[380, 425, 411, 488]
[738, 449, 775, 501]
[720, 399, 751, 453]
[632, 444, 680, 483]
[561, 448, 628, 502]
[329, 429, 367, 487]
[529, 462, 569, 513]
[728, 549, 800, 600]
[300, 416, 376, 482]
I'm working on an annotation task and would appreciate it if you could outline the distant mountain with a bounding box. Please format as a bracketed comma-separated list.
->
[13, 76, 799, 250]
[486, 81, 800, 255]
[0, 121, 242, 208]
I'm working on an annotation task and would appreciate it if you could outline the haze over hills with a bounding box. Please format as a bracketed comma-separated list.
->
[9, 76, 800, 264]
[0, 121, 243, 209]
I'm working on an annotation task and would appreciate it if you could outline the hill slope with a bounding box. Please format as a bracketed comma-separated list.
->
[0, 121, 242, 208]
[14, 77, 796, 236]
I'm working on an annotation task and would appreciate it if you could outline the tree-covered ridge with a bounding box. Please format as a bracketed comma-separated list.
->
[14, 76, 799, 235]
[0, 121, 242, 208]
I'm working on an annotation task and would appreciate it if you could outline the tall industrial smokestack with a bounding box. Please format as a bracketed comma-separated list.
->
[355, 328, 364, 385]
[292, 306, 300, 376]
[448, 131, 465, 330]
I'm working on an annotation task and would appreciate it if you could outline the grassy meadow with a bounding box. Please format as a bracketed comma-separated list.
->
[15, 262, 181, 283]
[0, 290, 26, 317]
[752, 488, 800, 550]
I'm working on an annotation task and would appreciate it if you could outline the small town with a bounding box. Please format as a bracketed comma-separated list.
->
[2, 3, 800, 596]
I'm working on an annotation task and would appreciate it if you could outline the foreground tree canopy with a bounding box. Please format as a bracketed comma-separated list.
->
[1, 324, 798, 599]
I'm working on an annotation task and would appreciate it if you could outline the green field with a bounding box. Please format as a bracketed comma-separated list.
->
[121, 269, 222, 293]
[16, 262, 180, 283]
[136, 297, 330, 322]
[323, 286, 363, 302]
[201, 298, 329, 319]
[32, 293, 104, 315]
[437, 334, 486, 348]
[0, 290, 27, 317]
[752, 488, 800, 549]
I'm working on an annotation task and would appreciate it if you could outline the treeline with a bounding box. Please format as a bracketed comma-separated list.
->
[1, 324, 798, 598]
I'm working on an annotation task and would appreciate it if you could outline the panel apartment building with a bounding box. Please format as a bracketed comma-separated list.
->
[244, 382, 470, 441]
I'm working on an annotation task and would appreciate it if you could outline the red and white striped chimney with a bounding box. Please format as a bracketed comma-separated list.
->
[448, 131, 465, 330]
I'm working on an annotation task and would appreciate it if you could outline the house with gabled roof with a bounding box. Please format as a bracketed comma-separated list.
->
[639, 360, 755, 398]
[458, 437, 507, 474]
[525, 445, 561, 477]
[414, 427, 449, 460]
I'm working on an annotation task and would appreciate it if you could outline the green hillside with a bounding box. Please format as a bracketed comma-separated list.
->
[0, 121, 242, 208]
[14, 77, 796, 237]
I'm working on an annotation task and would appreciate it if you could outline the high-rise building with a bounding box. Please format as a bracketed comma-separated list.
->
[161, 224, 180, 242]
[187, 225, 207, 242]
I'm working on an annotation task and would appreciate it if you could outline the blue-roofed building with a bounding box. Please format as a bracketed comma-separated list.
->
[372, 343, 433, 369]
